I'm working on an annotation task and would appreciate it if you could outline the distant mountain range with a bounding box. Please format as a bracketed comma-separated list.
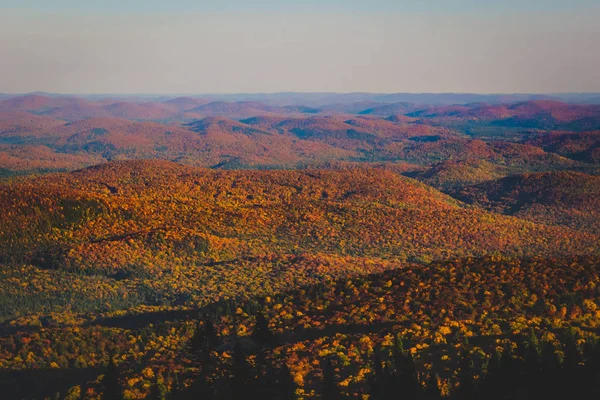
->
[2, 91, 600, 105]
[1, 93, 599, 180]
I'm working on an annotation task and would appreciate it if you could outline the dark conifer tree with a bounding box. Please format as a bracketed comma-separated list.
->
[102, 355, 123, 400]
[369, 352, 385, 400]
[189, 321, 207, 362]
[537, 341, 561, 399]
[498, 344, 518, 399]
[254, 345, 280, 398]
[231, 342, 253, 400]
[479, 349, 502, 400]
[322, 359, 341, 400]
[203, 314, 221, 350]
[424, 372, 441, 400]
[583, 339, 600, 399]
[252, 312, 276, 348]
[391, 341, 420, 400]
[278, 363, 297, 400]
[562, 330, 581, 370]
[541, 340, 561, 373]
[148, 375, 168, 400]
[185, 316, 220, 399]
[561, 330, 582, 399]
[168, 372, 182, 400]
[525, 329, 541, 365]
[453, 352, 474, 400]
[80, 380, 88, 400]
[522, 330, 542, 398]
[189, 315, 221, 365]
[187, 372, 213, 400]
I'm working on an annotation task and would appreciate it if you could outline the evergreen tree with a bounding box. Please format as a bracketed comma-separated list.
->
[424, 372, 441, 400]
[203, 314, 221, 350]
[80, 380, 88, 400]
[231, 342, 253, 400]
[187, 375, 213, 400]
[454, 352, 474, 400]
[322, 359, 341, 400]
[149, 375, 168, 400]
[392, 345, 420, 400]
[102, 355, 123, 400]
[187, 314, 220, 399]
[522, 330, 542, 398]
[254, 346, 280, 398]
[524, 329, 541, 371]
[168, 372, 182, 400]
[369, 353, 385, 400]
[394, 335, 404, 354]
[189, 315, 221, 365]
[583, 338, 600, 399]
[561, 331, 582, 399]
[541, 340, 562, 373]
[189, 320, 207, 362]
[498, 344, 518, 399]
[562, 330, 581, 370]
[252, 312, 276, 348]
[278, 363, 297, 400]
[479, 349, 502, 400]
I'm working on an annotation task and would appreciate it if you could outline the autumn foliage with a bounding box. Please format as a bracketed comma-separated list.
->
[1, 95, 600, 398]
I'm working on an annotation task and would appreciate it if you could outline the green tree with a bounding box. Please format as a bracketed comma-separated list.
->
[149, 375, 168, 400]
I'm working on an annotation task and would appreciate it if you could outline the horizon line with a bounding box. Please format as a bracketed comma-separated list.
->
[3, 91, 600, 97]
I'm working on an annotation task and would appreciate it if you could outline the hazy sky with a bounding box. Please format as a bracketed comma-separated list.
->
[1, 0, 599, 94]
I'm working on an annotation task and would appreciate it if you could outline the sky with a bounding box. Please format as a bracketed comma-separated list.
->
[0, 0, 599, 94]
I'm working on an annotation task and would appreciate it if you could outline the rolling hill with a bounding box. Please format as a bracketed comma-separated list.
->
[0, 111, 66, 137]
[1, 95, 599, 176]
[450, 171, 600, 234]
[162, 96, 212, 111]
[0, 95, 305, 123]
[2, 160, 598, 277]
[524, 130, 600, 163]
[409, 100, 600, 131]
[0, 95, 186, 122]
[2, 93, 600, 400]
[0, 145, 101, 176]
[357, 102, 421, 116]
[185, 101, 298, 119]
[411, 159, 511, 189]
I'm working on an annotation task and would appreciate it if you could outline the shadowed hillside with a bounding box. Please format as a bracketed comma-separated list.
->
[450, 171, 600, 234]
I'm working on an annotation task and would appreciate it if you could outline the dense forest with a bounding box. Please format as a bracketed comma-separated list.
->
[2, 256, 600, 399]
[1, 94, 600, 399]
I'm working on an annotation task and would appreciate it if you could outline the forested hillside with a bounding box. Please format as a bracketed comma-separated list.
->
[1, 94, 600, 399]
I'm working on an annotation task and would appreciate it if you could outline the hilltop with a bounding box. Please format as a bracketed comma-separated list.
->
[412, 159, 511, 188]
